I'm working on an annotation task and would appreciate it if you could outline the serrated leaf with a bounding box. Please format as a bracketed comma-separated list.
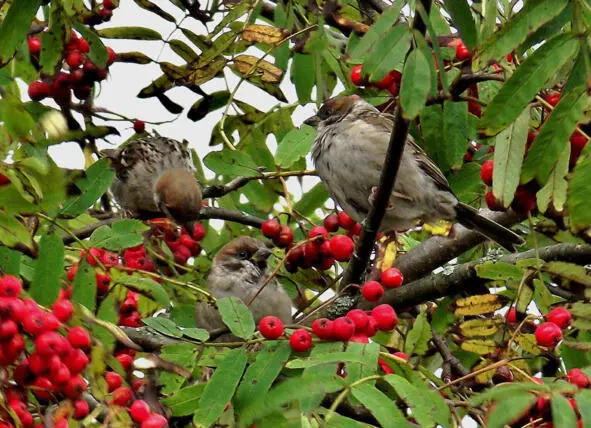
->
[211, 3, 249, 36]
[133, 0, 176, 22]
[404, 309, 432, 356]
[233, 55, 283, 83]
[275, 125, 315, 168]
[291, 54, 315, 103]
[242, 25, 288, 45]
[383, 375, 435, 427]
[474, 0, 569, 69]
[97, 26, 162, 40]
[39, 4, 67, 74]
[455, 294, 503, 316]
[0, 212, 33, 250]
[459, 317, 504, 337]
[479, 34, 579, 136]
[161, 384, 206, 416]
[532, 278, 561, 315]
[551, 393, 578, 428]
[471, 382, 547, 406]
[493, 107, 528, 207]
[169, 39, 199, 62]
[400, 47, 431, 120]
[88, 219, 149, 250]
[60, 159, 115, 217]
[30, 233, 64, 306]
[115, 51, 153, 64]
[235, 341, 291, 410]
[0, 246, 21, 276]
[485, 393, 536, 428]
[363, 26, 411, 82]
[515, 283, 534, 314]
[444, 0, 477, 50]
[286, 351, 374, 369]
[575, 389, 591, 427]
[443, 100, 469, 169]
[475, 262, 523, 280]
[182, 328, 209, 341]
[0, 1, 42, 65]
[115, 275, 170, 308]
[293, 182, 329, 217]
[543, 262, 591, 286]
[204, 150, 260, 177]
[194, 348, 248, 425]
[537, 142, 570, 213]
[419, 104, 445, 169]
[199, 32, 235, 66]
[352, 384, 409, 427]
[460, 339, 497, 355]
[142, 317, 183, 338]
[217, 297, 255, 340]
[72, 260, 97, 312]
[515, 333, 542, 355]
[568, 145, 591, 231]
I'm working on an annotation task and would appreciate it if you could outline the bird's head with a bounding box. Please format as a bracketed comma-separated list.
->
[153, 169, 202, 224]
[303, 95, 374, 128]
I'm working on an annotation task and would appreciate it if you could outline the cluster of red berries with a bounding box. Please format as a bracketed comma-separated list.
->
[350, 65, 402, 97]
[84, 0, 119, 25]
[534, 306, 572, 348]
[480, 160, 538, 215]
[163, 222, 206, 265]
[262, 212, 360, 272]
[360, 267, 404, 302]
[258, 304, 398, 352]
[0, 275, 94, 427]
[27, 30, 117, 104]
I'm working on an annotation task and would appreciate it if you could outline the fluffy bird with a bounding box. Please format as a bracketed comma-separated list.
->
[195, 237, 292, 333]
[305, 95, 523, 251]
[101, 136, 202, 224]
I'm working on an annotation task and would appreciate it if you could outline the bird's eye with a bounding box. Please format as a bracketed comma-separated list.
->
[237, 249, 249, 260]
[317, 106, 332, 120]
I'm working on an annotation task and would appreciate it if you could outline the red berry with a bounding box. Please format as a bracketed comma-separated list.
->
[105, 371, 123, 392]
[192, 223, 206, 240]
[505, 307, 518, 323]
[68, 326, 91, 349]
[566, 368, 590, 389]
[390, 70, 402, 84]
[332, 317, 355, 341]
[350, 334, 369, 343]
[67, 264, 79, 282]
[64, 348, 89, 374]
[130, 399, 152, 422]
[32, 376, 54, 400]
[83, 247, 105, 266]
[381, 267, 404, 289]
[570, 131, 587, 164]
[101, 251, 120, 266]
[546, 307, 572, 329]
[28, 37, 41, 54]
[111, 386, 132, 406]
[361, 281, 384, 302]
[364, 316, 378, 337]
[0, 319, 18, 339]
[311, 318, 334, 340]
[468, 101, 482, 117]
[378, 357, 394, 374]
[73, 399, 90, 419]
[350, 65, 364, 86]
[371, 304, 398, 331]
[173, 245, 191, 265]
[141, 414, 169, 428]
[95, 273, 111, 294]
[0, 174, 10, 185]
[104, 0, 117, 9]
[544, 92, 560, 108]
[28, 80, 51, 101]
[387, 82, 399, 97]
[480, 160, 494, 186]
[329, 235, 355, 261]
[373, 72, 394, 90]
[485, 191, 504, 211]
[35, 331, 70, 357]
[274, 225, 294, 248]
[52, 299, 74, 322]
[323, 214, 339, 232]
[261, 219, 281, 239]
[258, 316, 284, 339]
[289, 329, 312, 352]
[119, 311, 142, 327]
[512, 186, 537, 215]
[66, 51, 83, 68]
[50, 363, 72, 385]
[348, 223, 362, 237]
[98, 7, 113, 20]
[116, 353, 133, 371]
[55, 418, 69, 428]
[455, 42, 471, 61]
[346, 309, 369, 332]
[0, 275, 22, 297]
[133, 120, 145, 133]
[393, 351, 408, 361]
[309, 226, 328, 241]
[106, 46, 117, 65]
[535, 322, 563, 347]
[77, 38, 90, 53]
[337, 212, 356, 230]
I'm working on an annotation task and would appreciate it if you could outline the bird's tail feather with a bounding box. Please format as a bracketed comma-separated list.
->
[455, 203, 524, 252]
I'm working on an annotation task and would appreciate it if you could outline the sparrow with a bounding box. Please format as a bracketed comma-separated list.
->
[195, 237, 292, 334]
[101, 136, 202, 225]
[304, 95, 524, 251]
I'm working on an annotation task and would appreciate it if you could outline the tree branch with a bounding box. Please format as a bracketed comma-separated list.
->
[340, 0, 432, 288]
[200, 206, 265, 228]
[359, 243, 591, 310]
[63, 217, 119, 244]
[431, 330, 470, 378]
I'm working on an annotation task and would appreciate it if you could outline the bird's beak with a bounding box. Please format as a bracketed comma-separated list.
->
[252, 247, 272, 267]
[303, 115, 320, 128]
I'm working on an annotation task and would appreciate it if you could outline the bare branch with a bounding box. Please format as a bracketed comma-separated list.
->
[200, 206, 265, 228]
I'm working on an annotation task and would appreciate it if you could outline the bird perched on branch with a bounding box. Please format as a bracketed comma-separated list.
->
[195, 237, 292, 334]
[304, 95, 524, 251]
[101, 136, 202, 225]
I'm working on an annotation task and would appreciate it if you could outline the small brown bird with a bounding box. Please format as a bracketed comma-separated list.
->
[101, 136, 202, 224]
[195, 237, 292, 334]
[305, 95, 524, 251]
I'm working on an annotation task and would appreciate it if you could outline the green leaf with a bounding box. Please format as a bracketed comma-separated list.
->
[97, 26, 162, 40]
[0, 246, 22, 276]
[479, 34, 579, 136]
[235, 341, 291, 410]
[485, 393, 537, 428]
[537, 143, 569, 213]
[275, 125, 316, 168]
[204, 150, 260, 177]
[475, 262, 523, 280]
[88, 219, 149, 250]
[300, 342, 344, 412]
[443, 101, 469, 170]
[348, 1, 405, 61]
[182, 328, 209, 342]
[72, 260, 97, 312]
[575, 389, 591, 427]
[474, 0, 569, 69]
[72, 22, 109, 68]
[0, 212, 33, 250]
[0, 1, 41, 65]
[400, 48, 431, 120]
[217, 297, 255, 340]
[345, 342, 379, 385]
[551, 393, 578, 428]
[162, 384, 206, 416]
[286, 351, 376, 369]
[481, 0, 497, 40]
[419, 104, 445, 169]
[363, 26, 412, 82]
[351, 384, 409, 427]
[60, 159, 115, 217]
[115, 275, 170, 308]
[543, 262, 591, 286]
[522, 86, 587, 184]
[532, 279, 560, 315]
[444, 0, 477, 50]
[169, 39, 199, 62]
[133, 0, 176, 22]
[492, 107, 529, 207]
[39, 3, 68, 74]
[240, 375, 344, 425]
[291, 54, 315, 103]
[187, 91, 231, 122]
[404, 309, 432, 356]
[383, 375, 436, 427]
[30, 233, 64, 306]
[293, 182, 329, 217]
[568, 145, 591, 231]
[142, 317, 183, 338]
[194, 348, 248, 426]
